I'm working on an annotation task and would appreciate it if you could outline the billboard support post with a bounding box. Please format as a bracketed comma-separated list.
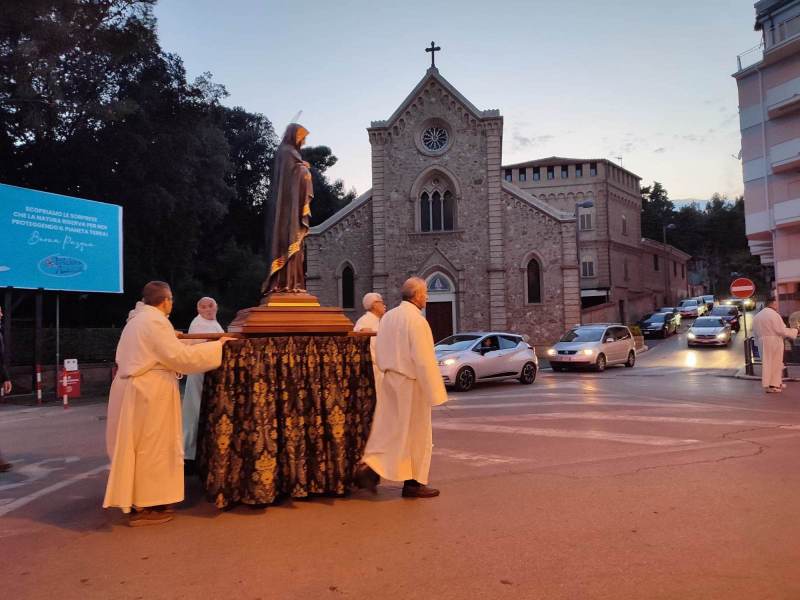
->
[34, 288, 43, 402]
[55, 293, 60, 400]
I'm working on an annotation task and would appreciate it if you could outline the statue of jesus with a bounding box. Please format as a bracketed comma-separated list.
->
[261, 123, 313, 297]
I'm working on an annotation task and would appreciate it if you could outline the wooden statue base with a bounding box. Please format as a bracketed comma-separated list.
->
[227, 292, 353, 335]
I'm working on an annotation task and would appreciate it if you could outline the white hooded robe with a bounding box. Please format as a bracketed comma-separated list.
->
[103, 305, 223, 512]
[752, 306, 798, 388]
[362, 301, 447, 484]
[353, 310, 383, 392]
[181, 314, 224, 460]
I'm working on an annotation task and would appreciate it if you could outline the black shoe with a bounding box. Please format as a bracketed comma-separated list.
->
[402, 481, 440, 498]
[0, 461, 11, 473]
[354, 464, 379, 493]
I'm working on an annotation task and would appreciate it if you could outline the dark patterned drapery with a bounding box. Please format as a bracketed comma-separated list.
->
[196, 335, 376, 509]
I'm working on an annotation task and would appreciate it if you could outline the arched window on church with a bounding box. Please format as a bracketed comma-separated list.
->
[526, 258, 542, 304]
[420, 189, 455, 232]
[340, 264, 355, 309]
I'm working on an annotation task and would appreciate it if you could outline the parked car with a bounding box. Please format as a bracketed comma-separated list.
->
[678, 298, 706, 318]
[657, 306, 682, 327]
[435, 332, 538, 392]
[638, 311, 679, 338]
[687, 316, 732, 347]
[547, 324, 636, 372]
[708, 305, 741, 332]
[722, 297, 756, 312]
[701, 295, 715, 311]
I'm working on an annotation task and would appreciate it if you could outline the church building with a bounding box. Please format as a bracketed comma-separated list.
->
[306, 62, 581, 345]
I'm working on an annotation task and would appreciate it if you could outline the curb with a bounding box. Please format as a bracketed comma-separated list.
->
[733, 367, 800, 382]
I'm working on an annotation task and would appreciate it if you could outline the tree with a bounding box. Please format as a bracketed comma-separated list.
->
[301, 145, 356, 226]
[640, 181, 675, 241]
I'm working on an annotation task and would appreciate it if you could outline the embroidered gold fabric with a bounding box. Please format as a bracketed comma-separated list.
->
[197, 335, 376, 509]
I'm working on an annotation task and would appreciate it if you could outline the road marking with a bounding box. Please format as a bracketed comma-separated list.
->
[0, 457, 81, 492]
[0, 463, 109, 518]
[433, 447, 529, 467]
[433, 422, 700, 446]
[443, 412, 800, 429]
[438, 400, 710, 412]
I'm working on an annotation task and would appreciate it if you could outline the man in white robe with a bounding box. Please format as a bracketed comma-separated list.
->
[357, 277, 447, 498]
[104, 281, 232, 526]
[353, 292, 386, 392]
[752, 297, 798, 393]
[182, 297, 225, 463]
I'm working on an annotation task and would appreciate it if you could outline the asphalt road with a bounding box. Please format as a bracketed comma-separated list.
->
[2, 313, 800, 599]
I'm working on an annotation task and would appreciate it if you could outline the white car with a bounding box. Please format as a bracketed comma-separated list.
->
[435, 332, 538, 392]
[687, 317, 732, 347]
[678, 298, 706, 318]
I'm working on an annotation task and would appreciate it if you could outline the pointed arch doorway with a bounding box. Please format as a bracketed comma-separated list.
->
[425, 272, 457, 343]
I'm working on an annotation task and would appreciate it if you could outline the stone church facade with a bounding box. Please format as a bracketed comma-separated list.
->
[306, 67, 580, 346]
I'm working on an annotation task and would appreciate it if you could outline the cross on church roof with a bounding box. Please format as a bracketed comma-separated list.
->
[425, 41, 441, 68]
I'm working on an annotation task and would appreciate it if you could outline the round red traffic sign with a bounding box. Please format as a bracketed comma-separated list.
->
[730, 277, 756, 299]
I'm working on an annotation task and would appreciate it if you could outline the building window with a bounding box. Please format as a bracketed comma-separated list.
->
[681, 264, 685, 279]
[624, 258, 629, 281]
[653, 254, 660, 271]
[673, 261, 677, 277]
[621, 214, 628, 235]
[579, 212, 593, 230]
[341, 265, 355, 309]
[526, 258, 542, 304]
[420, 190, 455, 232]
[575, 165, 583, 177]
[581, 258, 595, 278]
[532, 168, 540, 181]
[547, 166, 555, 180]
[561, 166, 568, 178]
[518, 169, 526, 182]
[589, 162, 597, 177]
[504, 169, 512, 182]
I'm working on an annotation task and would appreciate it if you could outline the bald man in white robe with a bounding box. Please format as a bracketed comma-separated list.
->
[752, 297, 798, 393]
[356, 277, 447, 498]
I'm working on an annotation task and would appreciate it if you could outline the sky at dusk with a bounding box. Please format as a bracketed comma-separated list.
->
[154, 0, 762, 203]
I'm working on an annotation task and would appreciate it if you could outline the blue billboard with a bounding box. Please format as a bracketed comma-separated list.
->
[0, 183, 123, 293]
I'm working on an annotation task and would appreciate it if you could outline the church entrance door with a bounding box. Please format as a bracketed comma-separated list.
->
[426, 301, 453, 343]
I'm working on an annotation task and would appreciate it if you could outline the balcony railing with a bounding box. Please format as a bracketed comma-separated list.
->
[737, 42, 764, 72]
[768, 13, 800, 48]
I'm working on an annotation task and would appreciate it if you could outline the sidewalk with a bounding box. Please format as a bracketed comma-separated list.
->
[734, 363, 800, 382]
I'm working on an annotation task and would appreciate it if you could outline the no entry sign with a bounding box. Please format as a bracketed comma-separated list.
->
[730, 277, 756, 299]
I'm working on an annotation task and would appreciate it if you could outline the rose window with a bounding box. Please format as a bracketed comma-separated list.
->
[422, 127, 449, 151]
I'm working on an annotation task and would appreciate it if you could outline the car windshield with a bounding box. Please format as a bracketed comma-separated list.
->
[693, 317, 724, 328]
[560, 328, 604, 342]
[658, 307, 676, 313]
[643, 313, 665, 322]
[703, 296, 714, 302]
[679, 300, 697, 307]
[435, 335, 481, 351]
[710, 307, 735, 316]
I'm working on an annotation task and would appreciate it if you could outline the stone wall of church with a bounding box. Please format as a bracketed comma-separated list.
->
[501, 193, 572, 346]
[307, 201, 374, 322]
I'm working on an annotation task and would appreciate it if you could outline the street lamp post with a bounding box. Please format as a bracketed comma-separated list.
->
[575, 200, 595, 324]
[662, 223, 676, 305]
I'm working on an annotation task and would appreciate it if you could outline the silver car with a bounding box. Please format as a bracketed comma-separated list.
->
[435, 332, 538, 392]
[547, 324, 636, 372]
[687, 316, 732, 347]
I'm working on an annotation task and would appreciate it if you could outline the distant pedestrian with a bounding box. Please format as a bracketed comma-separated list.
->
[0, 305, 12, 472]
[752, 297, 798, 394]
[353, 292, 386, 390]
[182, 297, 224, 465]
[356, 277, 448, 498]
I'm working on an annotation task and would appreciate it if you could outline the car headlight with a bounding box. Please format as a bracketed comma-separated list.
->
[582, 348, 594, 356]
[688, 332, 696, 339]
[716, 333, 727, 340]
[438, 358, 456, 366]
[547, 348, 556, 356]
